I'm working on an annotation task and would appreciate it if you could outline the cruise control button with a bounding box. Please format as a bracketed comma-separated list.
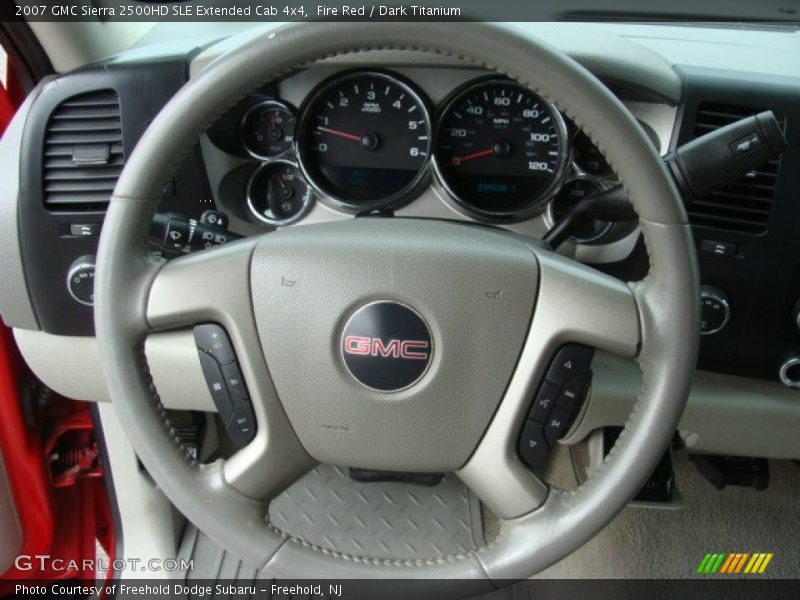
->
[222, 362, 249, 405]
[530, 381, 559, 424]
[197, 351, 233, 424]
[518, 421, 549, 468]
[557, 373, 591, 412]
[227, 403, 256, 448]
[544, 407, 572, 446]
[194, 323, 236, 365]
[546, 344, 594, 384]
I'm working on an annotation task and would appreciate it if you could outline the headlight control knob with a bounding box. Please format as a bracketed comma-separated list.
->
[779, 357, 800, 389]
[66, 255, 96, 306]
[700, 284, 730, 336]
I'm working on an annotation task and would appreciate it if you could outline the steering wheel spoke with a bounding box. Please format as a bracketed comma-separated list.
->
[457, 248, 641, 519]
[147, 237, 258, 332]
[145, 238, 314, 500]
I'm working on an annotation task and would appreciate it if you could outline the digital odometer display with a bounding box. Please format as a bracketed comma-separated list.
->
[297, 71, 431, 210]
[433, 79, 568, 219]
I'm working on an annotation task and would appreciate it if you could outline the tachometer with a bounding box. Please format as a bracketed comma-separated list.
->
[433, 79, 568, 220]
[297, 70, 432, 211]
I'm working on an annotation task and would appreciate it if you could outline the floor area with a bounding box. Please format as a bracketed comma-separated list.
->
[537, 454, 799, 578]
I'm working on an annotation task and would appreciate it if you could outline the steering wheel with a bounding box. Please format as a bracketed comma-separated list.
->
[95, 22, 699, 581]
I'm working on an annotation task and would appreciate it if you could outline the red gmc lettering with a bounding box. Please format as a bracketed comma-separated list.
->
[344, 336, 429, 360]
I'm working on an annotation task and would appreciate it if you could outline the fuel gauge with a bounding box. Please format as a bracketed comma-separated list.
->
[246, 160, 313, 226]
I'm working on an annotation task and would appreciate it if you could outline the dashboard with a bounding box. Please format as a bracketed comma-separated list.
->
[3, 22, 800, 443]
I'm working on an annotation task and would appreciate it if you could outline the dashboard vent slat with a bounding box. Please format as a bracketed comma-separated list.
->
[42, 89, 124, 211]
[687, 102, 783, 235]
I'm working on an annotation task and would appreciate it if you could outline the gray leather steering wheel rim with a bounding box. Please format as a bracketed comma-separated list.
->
[95, 22, 699, 581]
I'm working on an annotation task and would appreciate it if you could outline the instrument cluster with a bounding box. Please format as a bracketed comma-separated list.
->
[236, 68, 645, 241]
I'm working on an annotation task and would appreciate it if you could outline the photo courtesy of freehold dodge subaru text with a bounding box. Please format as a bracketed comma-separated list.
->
[0, 1, 799, 598]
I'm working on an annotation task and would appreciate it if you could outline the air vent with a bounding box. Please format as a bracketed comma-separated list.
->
[43, 89, 124, 211]
[687, 102, 782, 235]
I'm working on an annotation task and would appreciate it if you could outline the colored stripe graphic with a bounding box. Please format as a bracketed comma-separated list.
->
[696, 554, 712, 574]
[699, 552, 773, 575]
[758, 554, 773, 573]
[719, 554, 736, 573]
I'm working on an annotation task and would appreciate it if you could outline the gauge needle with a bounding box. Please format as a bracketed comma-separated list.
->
[450, 148, 494, 166]
[317, 126, 362, 142]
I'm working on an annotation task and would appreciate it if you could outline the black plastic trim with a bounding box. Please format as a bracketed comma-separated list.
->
[18, 55, 212, 336]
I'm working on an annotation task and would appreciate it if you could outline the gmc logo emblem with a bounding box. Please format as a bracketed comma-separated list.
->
[343, 336, 429, 360]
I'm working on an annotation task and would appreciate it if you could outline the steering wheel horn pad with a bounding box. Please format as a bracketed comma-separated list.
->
[251, 218, 536, 471]
[95, 22, 699, 580]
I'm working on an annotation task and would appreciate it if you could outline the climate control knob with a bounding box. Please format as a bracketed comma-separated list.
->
[66, 255, 96, 306]
[700, 284, 730, 336]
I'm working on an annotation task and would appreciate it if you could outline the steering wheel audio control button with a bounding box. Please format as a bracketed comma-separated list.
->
[546, 344, 594, 383]
[557, 374, 591, 412]
[530, 381, 559, 423]
[197, 351, 234, 425]
[544, 407, 572, 446]
[518, 421, 549, 469]
[519, 344, 594, 470]
[194, 323, 236, 365]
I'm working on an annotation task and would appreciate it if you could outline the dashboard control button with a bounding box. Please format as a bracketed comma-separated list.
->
[778, 357, 800, 390]
[518, 421, 549, 468]
[66, 256, 96, 306]
[557, 373, 591, 412]
[221, 362, 249, 405]
[197, 350, 234, 424]
[227, 403, 256, 448]
[700, 285, 731, 336]
[546, 344, 594, 383]
[544, 407, 572, 446]
[194, 324, 236, 365]
[530, 381, 559, 423]
[699, 239, 738, 257]
[69, 223, 101, 237]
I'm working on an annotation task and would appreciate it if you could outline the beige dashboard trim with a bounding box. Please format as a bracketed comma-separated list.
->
[567, 352, 800, 459]
[13, 328, 215, 412]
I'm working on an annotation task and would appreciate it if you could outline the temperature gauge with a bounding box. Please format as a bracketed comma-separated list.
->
[246, 160, 313, 226]
[240, 100, 296, 159]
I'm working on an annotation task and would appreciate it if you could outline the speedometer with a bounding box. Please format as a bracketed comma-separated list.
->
[433, 79, 568, 220]
[297, 70, 432, 211]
